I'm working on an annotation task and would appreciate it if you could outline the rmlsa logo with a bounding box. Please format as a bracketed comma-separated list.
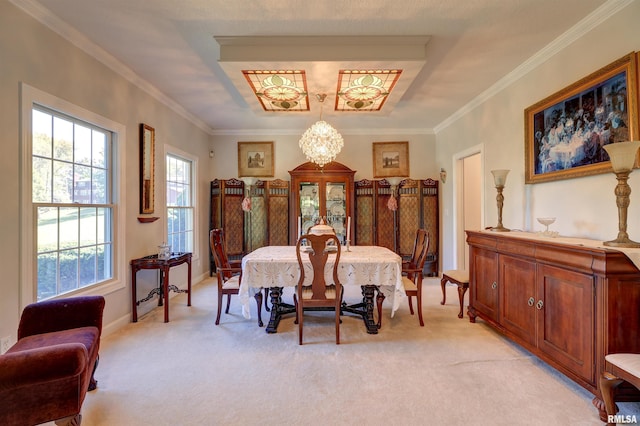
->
[608, 414, 638, 424]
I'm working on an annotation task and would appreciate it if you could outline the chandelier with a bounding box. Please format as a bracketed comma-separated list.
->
[299, 94, 344, 167]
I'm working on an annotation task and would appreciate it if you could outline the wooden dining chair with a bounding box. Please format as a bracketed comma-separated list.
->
[209, 229, 263, 327]
[600, 353, 640, 424]
[402, 229, 429, 326]
[294, 233, 342, 345]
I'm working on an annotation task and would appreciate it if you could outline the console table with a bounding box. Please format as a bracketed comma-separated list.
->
[131, 252, 192, 323]
[466, 230, 640, 421]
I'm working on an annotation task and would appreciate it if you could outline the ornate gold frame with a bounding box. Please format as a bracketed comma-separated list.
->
[524, 52, 638, 184]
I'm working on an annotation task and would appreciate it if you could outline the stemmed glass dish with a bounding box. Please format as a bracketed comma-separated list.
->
[537, 217, 557, 237]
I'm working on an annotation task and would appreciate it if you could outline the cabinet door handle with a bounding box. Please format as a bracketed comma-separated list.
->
[528, 297, 535, 307]
[491, 282, 497, 289]
[536, 300, 544, 310]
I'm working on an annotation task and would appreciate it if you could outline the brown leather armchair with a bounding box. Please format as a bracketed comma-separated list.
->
[0, 295, 105, 426]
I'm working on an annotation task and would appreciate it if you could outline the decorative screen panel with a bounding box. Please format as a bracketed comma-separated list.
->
[250, 183, 266, 251]
[355, 179, 375, 245]
[267, 179, 289, 246]
[398, 179, 419, 256]
[376, 184, 394, 251]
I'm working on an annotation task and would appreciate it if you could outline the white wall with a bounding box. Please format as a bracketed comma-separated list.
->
[210, 133, 437, 182]
[436, 0, 640, 270]
[0, 2, 212, 341]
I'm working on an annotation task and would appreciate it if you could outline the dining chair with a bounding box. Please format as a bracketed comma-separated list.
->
[600, 353, 640, 424]
[402, 229, 429, 326]
[294, 233, 342, 345]
[209, 229, 263, 326]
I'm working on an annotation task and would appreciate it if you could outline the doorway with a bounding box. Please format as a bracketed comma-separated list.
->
[453, 147, 483, 270]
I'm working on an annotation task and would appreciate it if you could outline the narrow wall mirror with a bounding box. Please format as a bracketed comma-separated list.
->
[140, 123, 155, 214]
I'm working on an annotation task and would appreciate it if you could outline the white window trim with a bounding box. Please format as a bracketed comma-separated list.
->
[163, 143, 199, 262]
[19, 83, 127, 310]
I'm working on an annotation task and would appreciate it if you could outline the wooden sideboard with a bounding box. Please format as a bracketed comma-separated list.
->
[466, 230, 640, 420]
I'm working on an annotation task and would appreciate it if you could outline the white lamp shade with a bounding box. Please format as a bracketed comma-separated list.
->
[240, 177, 256, 187]
[491, 169, 510, 187]
[386, 177, 403, 187]
[604, 141, 640, 172]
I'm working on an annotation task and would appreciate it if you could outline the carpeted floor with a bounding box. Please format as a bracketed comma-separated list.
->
[72, 277, 637, 425]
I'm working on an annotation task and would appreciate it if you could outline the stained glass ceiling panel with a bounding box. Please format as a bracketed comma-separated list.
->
[335, 69, 402, 112]
[243, 70, 309, 112]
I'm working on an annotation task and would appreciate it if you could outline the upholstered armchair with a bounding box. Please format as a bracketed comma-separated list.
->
[0, 295, 105, 426]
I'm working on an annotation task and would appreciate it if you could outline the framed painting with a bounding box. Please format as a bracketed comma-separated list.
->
[373, 141, 409, 178]
[238, 141, 274, 177]
[525, 52, 638, 184]
[139, 123, 155, 214]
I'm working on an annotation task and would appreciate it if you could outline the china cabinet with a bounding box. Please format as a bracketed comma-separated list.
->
[288, 162, 355, 245]
[466, 230, 640, 420]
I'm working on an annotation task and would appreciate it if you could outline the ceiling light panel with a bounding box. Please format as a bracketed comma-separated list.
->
[243, 70, 309, 112]
[336, 69, 402, 112]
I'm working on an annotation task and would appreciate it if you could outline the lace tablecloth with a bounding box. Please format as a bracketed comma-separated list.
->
[239, 245, 404, 320]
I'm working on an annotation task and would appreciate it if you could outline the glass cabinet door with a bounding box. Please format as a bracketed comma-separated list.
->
[326, 182, 346, 243]
[299, 182, 319, 234]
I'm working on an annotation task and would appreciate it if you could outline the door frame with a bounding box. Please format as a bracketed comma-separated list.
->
[452, 144, 484, 270]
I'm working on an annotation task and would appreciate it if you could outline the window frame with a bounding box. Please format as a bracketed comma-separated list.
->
[20, 83, 127, 310]
[163, 145, 198, 261]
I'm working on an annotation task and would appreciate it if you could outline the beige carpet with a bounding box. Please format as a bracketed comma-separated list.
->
[72, 277, 637, 425]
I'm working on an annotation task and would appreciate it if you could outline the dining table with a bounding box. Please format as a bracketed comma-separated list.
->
[239, 245, 404, 334]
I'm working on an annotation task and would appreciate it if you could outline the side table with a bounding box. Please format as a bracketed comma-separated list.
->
[131, 252, 192, 322]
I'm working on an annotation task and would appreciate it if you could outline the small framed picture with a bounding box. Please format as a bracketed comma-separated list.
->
[237, 141, 274, 177]
[373, 141, 409, 178]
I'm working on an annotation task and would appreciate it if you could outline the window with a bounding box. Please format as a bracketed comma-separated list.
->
[31, 108, 113, 300]
[166, 153, 195, 254]
[21, 83, 127, 307]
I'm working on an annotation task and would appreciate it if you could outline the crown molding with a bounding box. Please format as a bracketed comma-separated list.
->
[10, 0, 215, 135]
[434, 0, 634, 134]
[210, 127, 435, 137]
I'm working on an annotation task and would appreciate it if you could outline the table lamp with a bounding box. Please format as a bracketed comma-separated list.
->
[602, 141, 640, 248]
[490, 169, 510, 232]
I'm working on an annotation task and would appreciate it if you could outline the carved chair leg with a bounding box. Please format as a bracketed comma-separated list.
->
[225, 293, 232, 314]
[376, 289, 385, 329]
[263, 288, 270, 312]
[215, 288, 223, 325]
[600, 371, 624, 424]
[298, 302, 304, 345]
[408, 295, 415, 315]
[254, 291, 264, 327]
[293, 294, 299, 324]
[55, 414, 82, 426]
[417, 286, 424, 326]
[335, 305, 340, 345]
[440, 277, 447, 305]
[88, 354, 99, 391]
[457, 284, 468, 319]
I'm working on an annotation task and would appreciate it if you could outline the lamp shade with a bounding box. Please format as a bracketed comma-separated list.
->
[491, 169, 510, 187]
[240, 177, 256, 187]
[604, 141, 640, 172]
[386, 177, 403, 187]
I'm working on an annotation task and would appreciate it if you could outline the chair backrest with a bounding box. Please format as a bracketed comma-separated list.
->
[408, 229, 430, 278]
[296, 233, 342, 301]
[210, 229, 231, 279]
[417, 230, 430, 269]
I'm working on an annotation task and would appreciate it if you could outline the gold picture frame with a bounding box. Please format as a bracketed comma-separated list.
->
[373, 141, 409, 178]
[525, 52, 639, 184]
[140, 123, 155, 214]
[238, 141, 274, 177]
